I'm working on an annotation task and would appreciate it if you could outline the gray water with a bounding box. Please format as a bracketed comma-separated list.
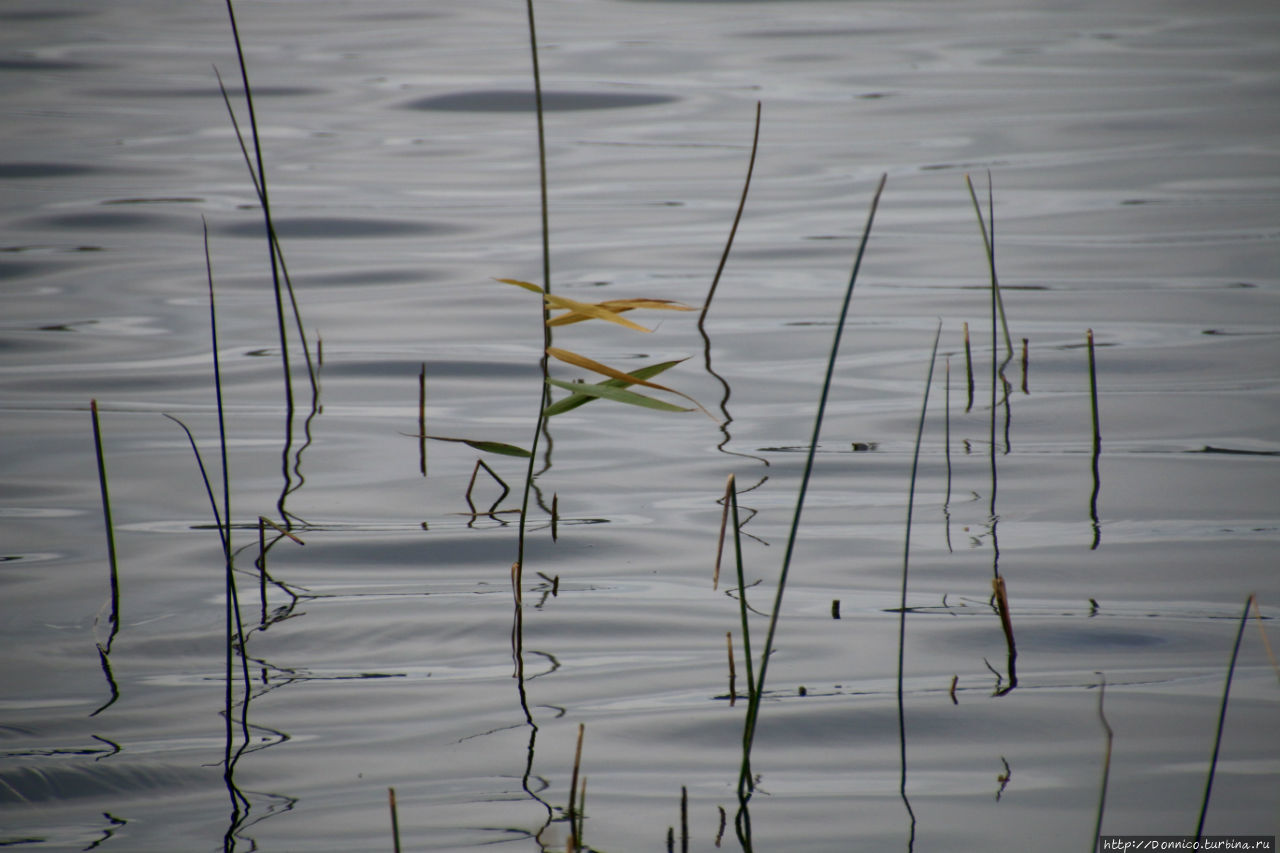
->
[2, 1, 1278, 850]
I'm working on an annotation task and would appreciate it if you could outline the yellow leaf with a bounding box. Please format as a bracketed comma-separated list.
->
[495, 277, 545, 294]
[548, 305, 636, 327]
[547, 347, 680, 392]
[547, 298, 695, 327]
[542, 293, 652, 332]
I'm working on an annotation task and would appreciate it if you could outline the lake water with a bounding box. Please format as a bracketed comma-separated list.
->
[2, 0, 1277, 850]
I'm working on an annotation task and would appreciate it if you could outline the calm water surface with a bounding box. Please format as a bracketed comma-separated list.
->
[2, 1, 1278, 850]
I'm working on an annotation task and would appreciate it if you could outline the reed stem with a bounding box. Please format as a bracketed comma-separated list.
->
[742, 174, 887, 786]
[1195, 594, 1254, 837]
[699, 101, 761, 330]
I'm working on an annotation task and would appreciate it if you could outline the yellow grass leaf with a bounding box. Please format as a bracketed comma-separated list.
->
[542, 293, 652, 332]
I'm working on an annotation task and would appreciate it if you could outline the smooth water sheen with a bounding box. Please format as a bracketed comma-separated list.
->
[2, 1, 1278, 851]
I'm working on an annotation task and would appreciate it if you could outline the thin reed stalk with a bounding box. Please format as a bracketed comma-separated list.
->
[699, 101, 761, 330]
[221, 1, 299, 411]
[567, 722, 585, 844]
[514, 0, 553, 587]
[90, 400, 120, 652]
[1087, 329, 1102, 549]
[740, 174, 887, 792]
[1091, 673, 1114, 847]
[1195, 594, 1254, 837]
[895, 321, 942, 839]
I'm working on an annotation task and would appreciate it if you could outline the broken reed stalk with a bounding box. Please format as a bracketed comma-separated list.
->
[90, 400, 120, 654]
[726, 631, 737, 706]
[514, 0, 553, 590]
[465, 459, 511, 518]
[991, 575, 1018, 696]
[1087, 329, 1102, 549]
[1195, 594, 1254, 837]
[740, 174, 887, 795]
[963, 322, 975, 412]
[388, 787, 402, 853]
[1092, 673, 1114, 845]
[567, 722, 585, 844]
[944, 356, 953, 509]
[895, 321, 942, 835]
[1020, 337, 1029, 394]
[680, 785, 689, 853]
[699, 101, 761, 330]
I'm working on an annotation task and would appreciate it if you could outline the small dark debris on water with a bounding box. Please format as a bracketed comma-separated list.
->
[1194, 445, 1280, 457]
[831, 599, 841, 619]
[851, 441, 878, 451]
[797, 686, 807, 697]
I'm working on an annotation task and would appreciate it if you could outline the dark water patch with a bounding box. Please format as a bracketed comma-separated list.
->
[0, 9, 93, 22]
[324, 358, 539, 380]
[217, 216, 448, 240]
[1018, 626, 1166, 652]
[1193, 445, 1280, 457]
[0, 162, 101, 180]
[23, 210, 180, 232]
[0, 57, 97, 71]
[101, 197, 204, 206]
[0, 259, 51, 280]
[88, 85, 325, 99]
[404, 89, 678, 113]
[0, 762, 205, 804]
[301, 267, 435, 287]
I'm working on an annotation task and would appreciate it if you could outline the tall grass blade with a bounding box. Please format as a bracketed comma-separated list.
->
[895, 321, 942, 840]
[741, 173, 887, 792]
[221, 3, 296, 414]
[965, 173, 1012, 358]
[1195, 594, 1254, 837]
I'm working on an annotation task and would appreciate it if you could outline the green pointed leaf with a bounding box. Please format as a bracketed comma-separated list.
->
[418, 434, 531, 458]
[545, 377, 691, 414]
[544, 360, 685, 416]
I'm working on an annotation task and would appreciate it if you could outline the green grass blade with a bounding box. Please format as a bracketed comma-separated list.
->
[419, 434, 531, 458]
[744, 174, 887, 767]
[544, 360, 685, 416]
[545, 377, 692, 413]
